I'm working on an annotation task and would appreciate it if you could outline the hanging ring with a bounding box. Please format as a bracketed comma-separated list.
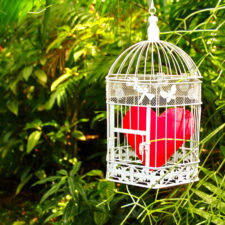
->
[149, 7, 156, 15]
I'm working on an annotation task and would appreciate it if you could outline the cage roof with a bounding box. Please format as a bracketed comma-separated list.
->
[107, 40, 202, 81]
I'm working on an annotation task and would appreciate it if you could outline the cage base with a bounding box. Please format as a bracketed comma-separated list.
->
[106, 162, 199, 189]
[106, 176, 199, 189]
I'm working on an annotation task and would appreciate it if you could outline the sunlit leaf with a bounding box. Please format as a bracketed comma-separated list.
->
[84, 169, 104, 178]
[191, 208, 225, 225]
[12, 221, 26, 225]
[24, 119, 42, 130]
[34, 69, 48, 86]
[26, 130, 42, 153]
[51, 73, 71, 92]
[71, 130, 86, 141]
[192, 189, 225, 211]
[22, 66, 33, 81]
[73, 49, 85, 62]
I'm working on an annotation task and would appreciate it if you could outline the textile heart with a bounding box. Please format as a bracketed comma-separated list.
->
[123, 107, 194, 168]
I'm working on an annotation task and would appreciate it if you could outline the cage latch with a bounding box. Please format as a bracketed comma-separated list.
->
[139, 142, 151, 167]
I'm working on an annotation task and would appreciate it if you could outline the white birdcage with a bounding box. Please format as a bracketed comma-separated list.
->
[105, 2, 202, 188]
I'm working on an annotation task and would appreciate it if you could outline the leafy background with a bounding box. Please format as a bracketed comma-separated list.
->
[0, 0, 224, 224]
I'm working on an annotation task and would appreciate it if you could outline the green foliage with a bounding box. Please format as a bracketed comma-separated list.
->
[33, 160, 117, 225]
[116, 127, 225, 225]
[189, 167, 225, 224]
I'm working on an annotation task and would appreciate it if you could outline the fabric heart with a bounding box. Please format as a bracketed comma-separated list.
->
[123, 107, 194, 168]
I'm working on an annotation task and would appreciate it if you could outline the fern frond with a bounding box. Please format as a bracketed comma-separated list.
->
[48, 73, 83, 109]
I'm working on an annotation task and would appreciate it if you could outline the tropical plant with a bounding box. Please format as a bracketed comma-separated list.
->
[33, 160, 118, 225]
[0, 0, 224, 224]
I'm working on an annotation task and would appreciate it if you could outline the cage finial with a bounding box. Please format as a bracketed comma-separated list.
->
[149, 0, 155, 15]
[147, 0, 160, 41]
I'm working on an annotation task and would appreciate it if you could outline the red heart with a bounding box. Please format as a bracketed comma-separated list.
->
[123, 107, 194, 168]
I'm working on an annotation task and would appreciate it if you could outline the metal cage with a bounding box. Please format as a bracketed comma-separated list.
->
[105, 5, 201, 189]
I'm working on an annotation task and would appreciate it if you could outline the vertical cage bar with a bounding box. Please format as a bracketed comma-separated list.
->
[109, 104, 115, 162]
[146, 107, 151, 168]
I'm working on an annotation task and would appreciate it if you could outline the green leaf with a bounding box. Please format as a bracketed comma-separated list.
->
[8, 73, 20, 94]
[20, 167, 31, 181]
[71, 130, 86, 141]
[26, 130, 42, 153]
[191, 208, 225, 225]
[7, 100, 19, 115]
[192, 189, 225, 211]
[201, 168, 225, 188]
[105, 182, 115, 205]
[24, 119, 42, 130]
[41, 195, 62, 212]
[40, 178, 66, 204]
[40, 57, 47, 66]
[22, 66, 33, 81]
[57, 169, 68, 176]
[35, 169, 47, 180]
[51, 73, 71, 92]
[43, 120, 59, 127]
[63, 200, 77, 224]
[91, 111, 106, 128]
[12, 222, 26, 225]
[46, 35, 67, 53]
[203, 181, 225, 201]
[94, 210, 109, 225]
[34, 69, 47, 86]
[70, 162, 82, 177]
[68, 177, 76, 202]
[201, 123, 225, 144]
[15, 173, 33, 196]
[72, 118, 89, 126]
[73, 49, 85, 62]
[220, 145, 225, 158]
[32, 176, 61, 186]
[46, 92, 56, 110]
[44, 211, 63, 224]
[97, 181, 115, 208]
[84, 169, 104, 178]
[74, 182, 87, 202]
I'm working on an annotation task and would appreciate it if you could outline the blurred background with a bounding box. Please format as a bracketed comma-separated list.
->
[0, 0, 224, 224]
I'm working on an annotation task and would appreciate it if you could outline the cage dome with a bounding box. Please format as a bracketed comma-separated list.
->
[107, 41, 202, 81]
[105, 7, 202, 188]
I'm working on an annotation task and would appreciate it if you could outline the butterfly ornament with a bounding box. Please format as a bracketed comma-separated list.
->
[188, 87, 198, 100]
[137, 85, 155, 104]
[112, 83, 124, 99]
[160, 85, 176, 103]
[126, 77, 155, 104]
